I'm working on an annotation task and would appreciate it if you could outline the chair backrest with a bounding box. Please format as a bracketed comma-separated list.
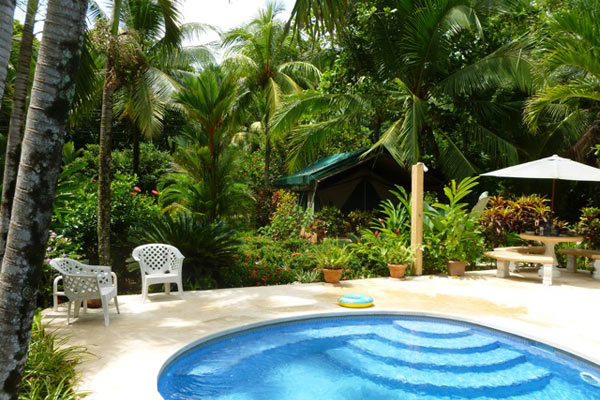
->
[49, 258, 112, 287]
[132, 244, 183, 275]
[63, 274, 100, 301]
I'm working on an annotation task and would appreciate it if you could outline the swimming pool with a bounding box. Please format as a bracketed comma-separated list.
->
[158, 314, 600, 399]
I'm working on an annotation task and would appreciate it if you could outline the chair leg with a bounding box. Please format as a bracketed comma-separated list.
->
[83, 299, 88, 313]
[101, 298, 110, 327]
[67, 301, 72, 325]
[74, 301, 80, 318]
[178, 277, 184, 299]
[542, 264, 553, 286]
[114, 296, 120, 314]
[53, 294, 58, 312]
[142, 282, 148, 303]
[165, 282, 171, 295]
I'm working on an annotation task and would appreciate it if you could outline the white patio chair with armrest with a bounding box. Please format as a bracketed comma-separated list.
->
[49, 258, 119, 326]
[51, 259, 117, 312]
[132, 244, 185, 302]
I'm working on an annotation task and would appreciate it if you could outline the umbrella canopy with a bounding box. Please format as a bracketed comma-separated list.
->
[481, 154, 600, 181]
[481, 155, 600, 213]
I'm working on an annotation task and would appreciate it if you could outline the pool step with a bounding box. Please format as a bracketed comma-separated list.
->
[349, 338, 526, 372]
[392, 319, 472, 338]
[375, 326, 500, 353]
[326, 347, 552, 398]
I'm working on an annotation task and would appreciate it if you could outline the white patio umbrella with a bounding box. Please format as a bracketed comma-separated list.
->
[481, 154, 600, 212]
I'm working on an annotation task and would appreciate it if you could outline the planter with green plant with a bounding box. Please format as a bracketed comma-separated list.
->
[314, 240, 352, 283]
[380, 240, 414, 279]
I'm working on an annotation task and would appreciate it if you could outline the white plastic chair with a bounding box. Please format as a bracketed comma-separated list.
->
[49, 258, 119, 326]
[132, 244, 185, 302]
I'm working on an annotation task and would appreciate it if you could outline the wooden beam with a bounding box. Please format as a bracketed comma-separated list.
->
[411, 163, 425, 275]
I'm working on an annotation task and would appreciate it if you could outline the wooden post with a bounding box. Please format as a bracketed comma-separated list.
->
[411, 163, 425, 275]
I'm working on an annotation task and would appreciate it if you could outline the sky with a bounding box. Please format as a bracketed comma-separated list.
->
[14, 0, 297, 48]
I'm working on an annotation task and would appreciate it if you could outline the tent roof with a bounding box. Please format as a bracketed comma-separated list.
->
[273, 148, 370, 188]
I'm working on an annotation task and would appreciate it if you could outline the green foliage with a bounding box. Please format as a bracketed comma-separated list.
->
[313, 240, 352, 269]
[347, 231, 388, 277]
[19, 313, 89, 400]
[380, 240, 414, 265]
[38, 232, 82, 309]
[223, 235, 313, 287]
[370, 185, 411, 241]
[478, 195, 562, 248]
[313, 206, 348, 238]
[424, 177, 485, 273]
[576, 208, 600, 249]
[259, 190, 313, 240]
[76, 143, 171, 190]
[59, 173, 160, 259]
[133, 212, 240, 289]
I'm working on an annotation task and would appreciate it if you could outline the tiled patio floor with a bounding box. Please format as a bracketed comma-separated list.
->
[42, 269, 600, 400]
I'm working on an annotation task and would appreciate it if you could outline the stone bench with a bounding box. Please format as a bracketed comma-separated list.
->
[485, 246, 554, 285]
[557, 248, 600, 279]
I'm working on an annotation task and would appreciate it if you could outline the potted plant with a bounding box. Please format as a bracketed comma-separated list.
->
[380, 241, 414, 279]
[443, 211, 484, 276]
[314, 240, 352, 283]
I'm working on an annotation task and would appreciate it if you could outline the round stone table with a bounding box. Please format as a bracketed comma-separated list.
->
[519, 233, 583, 278]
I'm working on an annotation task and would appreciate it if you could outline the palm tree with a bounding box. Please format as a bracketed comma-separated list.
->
[97, 0, 181, 265]
[161, 66, 249, 222]
[524, 1, 600, 159]
[0, 0, 39, 261]
[0, 0, 17, 110]
[273, 0, 535, 178]
[0, 0, 88, 396]
[221, 1, 321, 186]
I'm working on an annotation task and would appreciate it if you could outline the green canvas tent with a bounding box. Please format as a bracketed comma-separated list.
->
[273, 148, 415, 213]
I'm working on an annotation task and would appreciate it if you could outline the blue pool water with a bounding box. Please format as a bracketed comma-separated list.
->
[158, 315, 600, 399]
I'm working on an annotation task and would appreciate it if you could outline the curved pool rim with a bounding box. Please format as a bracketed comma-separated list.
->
[157, 310, 600, 389]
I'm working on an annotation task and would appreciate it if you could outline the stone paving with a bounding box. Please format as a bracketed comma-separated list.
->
[42, 269, 600, 400]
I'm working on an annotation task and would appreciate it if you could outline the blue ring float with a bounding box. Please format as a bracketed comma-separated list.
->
[338, 294, 374, 308]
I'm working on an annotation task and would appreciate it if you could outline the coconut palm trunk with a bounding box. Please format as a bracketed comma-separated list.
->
[0, 0, 39, 262]
[0, 0, 16, 108]
[0, 0, 88, 396]
[97, 0, 122, 266]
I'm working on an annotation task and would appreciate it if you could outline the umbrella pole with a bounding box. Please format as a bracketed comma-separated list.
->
[551, 179, 556, 221]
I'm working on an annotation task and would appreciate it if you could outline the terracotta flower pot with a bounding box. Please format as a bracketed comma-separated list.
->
[86, 299, 102, 308]
[388, 263, 407, 279]
[447, 260, 467, 276]
[322, 268, 342, 284]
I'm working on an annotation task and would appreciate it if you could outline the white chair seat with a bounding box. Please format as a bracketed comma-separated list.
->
[133, 244, 185, 302]
[50, 258, 120, 326]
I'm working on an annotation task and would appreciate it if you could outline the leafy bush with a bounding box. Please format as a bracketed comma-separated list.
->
[346, 210, 376, 235]
[222, 236, 313, 287]
[19, 313, 88, 400]
[370, 185, 411, 242]
[314, 207, 349, 238]
[479, 195, 551, 248]
[59, 173, 160, 260]
[424, 177, 485, 274]
[380, 240, 414, 265]
[313, 240, 352, 269]
[259, 190, 313, 240]
[134, 212, 240, 289]
[575, 207, 600, 249]
[38, 232, 81, 308]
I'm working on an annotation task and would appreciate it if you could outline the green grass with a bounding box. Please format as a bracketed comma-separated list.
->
[19, 313, 89, 400]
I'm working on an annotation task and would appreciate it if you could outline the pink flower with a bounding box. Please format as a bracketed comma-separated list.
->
[91, 178, 96, 183]
[130, 192, 137, 196]
[151, 190, 159, 196]
[134, 186, 142, 193]
[395, 229, 400, 235]
[44, 258, 51, 264]
[46, 247, 51, 252]
[374, 230, 380, 238]
[379, 218, 384, 223]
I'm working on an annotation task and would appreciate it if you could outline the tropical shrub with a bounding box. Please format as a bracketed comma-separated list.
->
[370, 185, 411, 241]
[314, 207, 349, 238]
[424, 177, 485, 274]
[313, 240, 352, 269]
[38, 232, 81, 308]
[380, 240, 414, 265]
[59, 173, 160, 259]
[222, 236, 313, 287]
[19, 313, 88, 400]
[260, 190, 313, 240]
[575, 208, 600, 249]
[479, 195, 559, 248]
[346, 210, 376, 235]
[133, 212, 240, 289]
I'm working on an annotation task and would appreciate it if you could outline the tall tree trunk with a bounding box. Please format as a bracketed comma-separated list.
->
[0, 0, 87, 397]
[264, 114, 271, 187]
[0, 0, 38, 262]
[132, 123, 140, 177]
[97, 0, 122, 266]
[0, 0, 16, 110]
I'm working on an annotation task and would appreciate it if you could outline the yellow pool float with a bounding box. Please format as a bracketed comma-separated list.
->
[338, 294, 374, 308]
